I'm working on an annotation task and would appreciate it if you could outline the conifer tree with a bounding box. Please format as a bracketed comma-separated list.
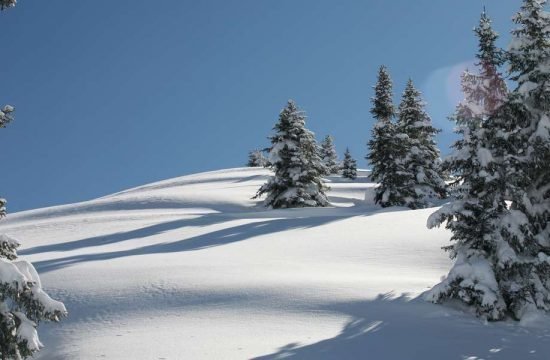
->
[254, 100, 329, 208]
[367, 66, 405, 207]
[0, 0, 16, 10]
[425, 11, 510, 320]
[485, 0, 550, 319]
[341, 148, 357, 180]
[0, 3, 68, 357]
[247, 149, 268, 167]
[395, 79, 446, 209]
[0, 105, 13, 128]
[319, 135, 340, 175]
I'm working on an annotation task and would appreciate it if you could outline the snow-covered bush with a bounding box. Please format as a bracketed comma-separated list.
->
[254, 100, 329, 208]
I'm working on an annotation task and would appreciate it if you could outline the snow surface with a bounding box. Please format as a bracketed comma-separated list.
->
[0, 167, 549, 359]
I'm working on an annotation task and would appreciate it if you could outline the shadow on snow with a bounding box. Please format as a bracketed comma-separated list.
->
[31, 213, 353, 273]
[254, 293, 550, 360]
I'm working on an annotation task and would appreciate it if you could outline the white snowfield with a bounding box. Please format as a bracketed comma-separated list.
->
[1, 168, 549, 360]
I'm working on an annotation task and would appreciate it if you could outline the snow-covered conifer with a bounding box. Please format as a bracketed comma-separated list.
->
[426, 11, 510, 320]
[486, 0, 550, 319]
[395, 79, 446, 209]
[0, 234, 67, 359]
[319, 135, 340, 175]
[0, 105, 14, 128]
[341, 148, 357, 180]
[0, 0, 16, 10]
[254, 100, 329, 208]
[247, 149, 269, 167]
[367, 66, 406, 207]
[0, 4, 67, 354]
[428, 2, 550, 320]
[0, 126, 67, 360]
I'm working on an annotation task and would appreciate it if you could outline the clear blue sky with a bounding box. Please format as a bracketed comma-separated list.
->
[1, 0, 520, 212]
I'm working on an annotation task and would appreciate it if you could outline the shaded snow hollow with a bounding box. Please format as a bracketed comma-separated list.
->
[1, 167, 549, 359]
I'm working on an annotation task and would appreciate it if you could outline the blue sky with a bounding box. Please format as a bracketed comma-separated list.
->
[1, 0, 520, 212]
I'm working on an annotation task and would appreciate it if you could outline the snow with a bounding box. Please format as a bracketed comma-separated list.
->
[1, 167, 549, 359]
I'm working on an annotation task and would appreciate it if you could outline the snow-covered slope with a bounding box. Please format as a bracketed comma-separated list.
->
[0, 168, 548, 360]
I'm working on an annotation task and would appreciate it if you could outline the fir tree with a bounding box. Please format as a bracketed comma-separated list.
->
[247, 149, 268, 167]
[254, 100, 329, 208]
[0, 0, 15, 10]
[426, 11, 511, 320]
[367, 66, 405, 207]
[0, 105, 13, 128]
[395, 79, 446, 209]
[0, 3, 68, 357]
[341, 148, 357, 180]
[319, 135, 340, 175]
[487, 0, 550, 319]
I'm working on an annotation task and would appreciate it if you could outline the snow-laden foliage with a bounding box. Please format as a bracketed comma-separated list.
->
[319, 135, 340, 175]
[0, 3, 67, 351]
[491, 0, 550, 319]
[0, 236, 67, 359]
[0, 0, 15, 11]
[428, 3, 550, 321]
[341, 148, 357, 180]
[426, 10, 511, 321]
[394, 79, 446, 209]
[247, 149, 269, 168]
[0, 105, 14, 128]
[255, 100, 329, 208]
[0, 199, 5, 219]
[367, 66, 407, 207]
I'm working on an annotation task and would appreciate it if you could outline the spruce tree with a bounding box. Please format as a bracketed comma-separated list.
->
[341, 148, 357, 180]
[395, 79, 446, 209]
[247, 149, 268, 167]
[426, 11, 511, 320]
[488, 0, 550, 319]
[367, 66, 406, 207]
[254, 100, 329, 208]
[0, 105, 13, 128]
[319, 135, 340, 175]
[0, 3, 68, 357]
[0, 0, 15, 10]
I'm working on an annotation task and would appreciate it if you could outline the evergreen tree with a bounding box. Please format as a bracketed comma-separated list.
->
[425, 11, 511, 320]
[247, 149, 268, 167]
[341, 148, 357, 180]
[319, 135, 340, 175]
[367, 66, 405, 207]
[395, 79, 446, 209]
[0, 105, 13, 128]
[254, 100, 329, 208]
[0, 3, 68, 357]
[0, 0, 16, 10]
[487, 0, 550, 319]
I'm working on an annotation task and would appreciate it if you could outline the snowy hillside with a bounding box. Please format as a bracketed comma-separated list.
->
[0, 168, 549, 360]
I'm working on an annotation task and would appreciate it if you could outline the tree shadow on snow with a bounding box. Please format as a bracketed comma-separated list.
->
[19, 214, 231, 256]
[254, 293, 550, 360]
[32, 214, 352, 273]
